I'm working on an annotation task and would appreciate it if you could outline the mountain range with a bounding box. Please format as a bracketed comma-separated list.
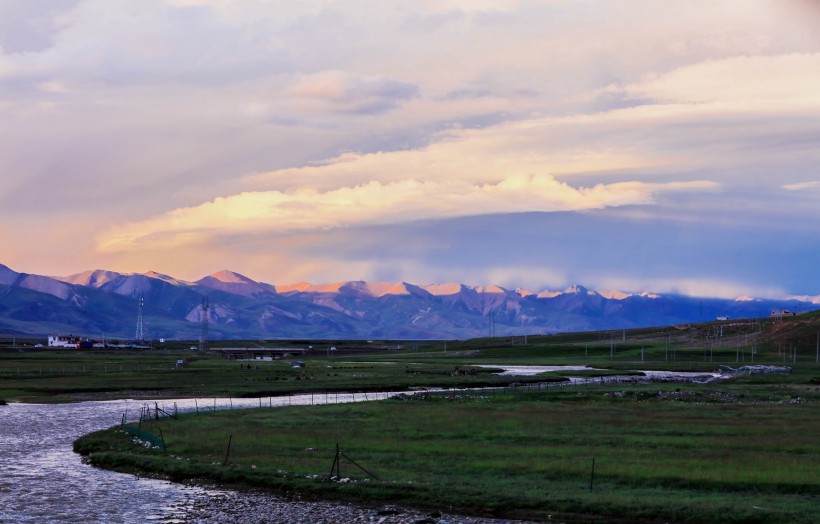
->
[1, 263, 818, 340]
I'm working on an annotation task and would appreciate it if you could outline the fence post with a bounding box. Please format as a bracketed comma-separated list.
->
[223, 434, 233, 465]
[589, 457, 595, 491]
[329, 443, 340, 478]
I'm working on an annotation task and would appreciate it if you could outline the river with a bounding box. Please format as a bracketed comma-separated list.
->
[0, 393, 400, 523]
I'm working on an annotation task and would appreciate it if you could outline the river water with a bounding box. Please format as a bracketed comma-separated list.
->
[0, 393, 398, 524]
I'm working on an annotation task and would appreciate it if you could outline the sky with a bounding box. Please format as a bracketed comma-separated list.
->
[2, 0, 820, 299]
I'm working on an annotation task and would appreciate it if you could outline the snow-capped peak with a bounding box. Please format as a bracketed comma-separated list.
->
[598, 290, 632, 300]
[735, 295, 758, 302]
[143, 271, 194, 286]
[564, 284, 597, 296]
[475, 285, 507, 294]
[208, 270, 257, 284]
[58, 269, 122, 288]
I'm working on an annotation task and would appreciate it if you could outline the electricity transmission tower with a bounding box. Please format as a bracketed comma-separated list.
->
[199, 296, 209, 351]
[135, 296, 145, 343]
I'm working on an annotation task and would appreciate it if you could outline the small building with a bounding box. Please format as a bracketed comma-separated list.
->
[48, 335, 101, 348]
[48, 335, 83, 348]
[208, 347, 307, 360]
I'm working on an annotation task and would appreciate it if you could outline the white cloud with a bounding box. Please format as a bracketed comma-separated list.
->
[783, 181, 820, 191]
[655, 279, 788, 300]
[287, 70, 419, 114]
[97, 171, 715, 252]
[36, 80, 68, 93]
[787, 294, 820, 305]
[612, 53, 820, 105]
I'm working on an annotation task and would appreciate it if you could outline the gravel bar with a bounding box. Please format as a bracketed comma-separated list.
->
[157, 486, 538, 524]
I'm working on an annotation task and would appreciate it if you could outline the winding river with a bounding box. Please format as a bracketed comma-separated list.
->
[0, 393, 398, 523]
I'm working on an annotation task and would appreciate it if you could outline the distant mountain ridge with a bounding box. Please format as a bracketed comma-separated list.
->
[0, 263, 818, 340]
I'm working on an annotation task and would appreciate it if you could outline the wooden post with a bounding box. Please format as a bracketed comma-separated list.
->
[589, 457, 595, 491]
[223, 434, 233, 465]
[329, 443, 340, 478]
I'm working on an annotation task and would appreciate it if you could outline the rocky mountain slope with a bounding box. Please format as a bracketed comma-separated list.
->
[0, 263, 817, 340]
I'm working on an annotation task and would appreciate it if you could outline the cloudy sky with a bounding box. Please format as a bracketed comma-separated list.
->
[2, 0, 820, 298]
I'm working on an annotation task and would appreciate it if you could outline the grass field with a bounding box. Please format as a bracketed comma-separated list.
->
[4, 317, 818, 403]
[8, 314, 820, 521]
[76, 378, 820, 523]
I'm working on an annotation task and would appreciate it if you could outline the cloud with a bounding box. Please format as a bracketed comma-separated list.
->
[4, 0, 820, 297]
[611, 53, 820, 105]
[0, 0, 79, 54]
[287, 70, 419, 114]
[783, 181, 820, 191]
[96, 171, 716, 252]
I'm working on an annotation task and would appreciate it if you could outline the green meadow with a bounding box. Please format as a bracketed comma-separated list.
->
[0, 346, 563, 403]
[76, 378, 820, 523]
[6, 314, 820, 521]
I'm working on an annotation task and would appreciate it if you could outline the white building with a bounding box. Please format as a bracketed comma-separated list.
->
[48, 335, 82, 348]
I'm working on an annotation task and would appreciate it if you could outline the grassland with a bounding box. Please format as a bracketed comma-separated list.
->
[76, 377, 820, 523]
[9, 314, 820, 521]
[3, 313, 817, 402]
[0, 346, 574, 403]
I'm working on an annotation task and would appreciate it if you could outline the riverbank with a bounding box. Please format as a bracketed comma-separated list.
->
[162, 485, 537, 523]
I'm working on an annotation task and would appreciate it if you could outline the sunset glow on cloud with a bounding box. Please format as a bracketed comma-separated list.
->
[2, 0, 820, 297]
[97, 173, 717, 252]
